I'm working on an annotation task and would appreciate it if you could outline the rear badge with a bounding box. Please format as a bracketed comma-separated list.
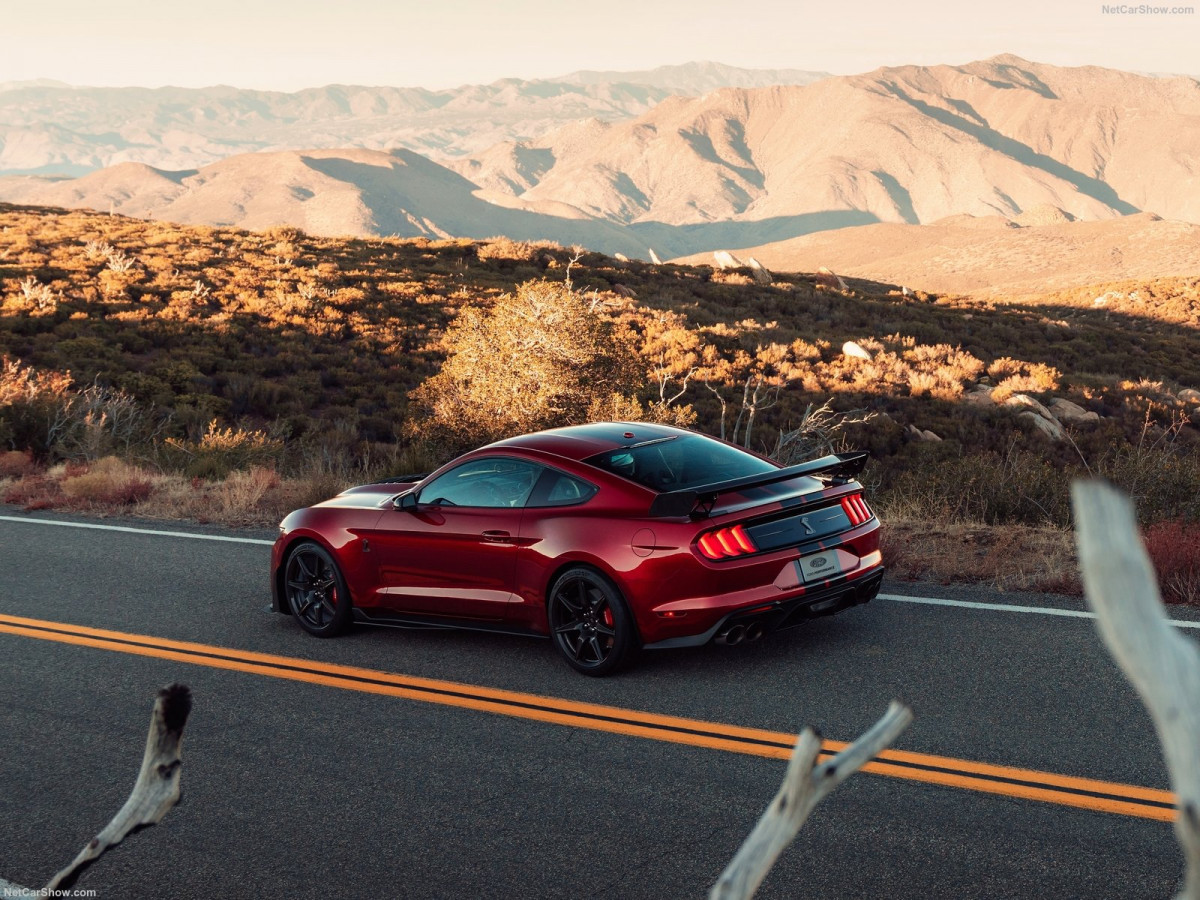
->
[796, 552, 844, 583]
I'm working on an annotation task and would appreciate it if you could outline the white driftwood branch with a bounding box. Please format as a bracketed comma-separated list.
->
[1072, 481, 1200, 900]
[710, 700, 913, 900]
[45, 684, 192, 891]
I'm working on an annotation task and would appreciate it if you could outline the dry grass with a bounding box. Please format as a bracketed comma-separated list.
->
[60, 456, 153, 506]
[1144, 519, 1200, 605]
[880, 518, 1081, 594]
[0, 457, 354, 526]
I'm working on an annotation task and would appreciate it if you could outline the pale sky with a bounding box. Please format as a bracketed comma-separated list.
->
[4, 0, 1198, 90]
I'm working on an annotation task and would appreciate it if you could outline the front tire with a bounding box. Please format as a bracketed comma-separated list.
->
[284, 541, 353, 637]
[548, 567, 639, 676]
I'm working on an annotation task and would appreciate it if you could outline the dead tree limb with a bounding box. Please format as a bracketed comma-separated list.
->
[45, 684, 192, 891]
[710, 700, 913, 900]
[1071, 480, 1200, 899]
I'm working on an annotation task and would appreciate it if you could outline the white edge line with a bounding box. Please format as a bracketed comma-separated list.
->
[0, 514, 274, 546]
[879, 592, 1200, 630]
[3, 516, 1197, 630]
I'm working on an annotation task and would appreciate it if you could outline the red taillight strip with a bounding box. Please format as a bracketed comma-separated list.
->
[840, 496, 860, 525]
[730, 525, 756, 553]
[858, 496, 874, 522]
[841, 494, 874, 526]
[698, 533, 727, 559]
[698, 524, 760, 560]
[715, 530, 739, 556]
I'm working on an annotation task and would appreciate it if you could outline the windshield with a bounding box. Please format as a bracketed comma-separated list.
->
[584, 434, 777, 492]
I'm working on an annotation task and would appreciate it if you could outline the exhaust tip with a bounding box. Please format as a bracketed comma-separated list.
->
[725, 624, 745, 646]
[745, 622, 764, 642]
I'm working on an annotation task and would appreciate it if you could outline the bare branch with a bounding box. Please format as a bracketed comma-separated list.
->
[46, 684, 193, 891]
[710, 701, 913, 900]
[1071, 481, 1200, 899]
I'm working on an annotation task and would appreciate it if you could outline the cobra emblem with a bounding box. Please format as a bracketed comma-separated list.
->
[799, 516, 815, 535]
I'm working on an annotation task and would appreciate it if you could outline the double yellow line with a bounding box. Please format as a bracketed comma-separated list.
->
[0, 612, 1176, 822]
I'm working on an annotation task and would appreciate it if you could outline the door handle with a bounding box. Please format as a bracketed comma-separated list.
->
[481, 530, 513, 544]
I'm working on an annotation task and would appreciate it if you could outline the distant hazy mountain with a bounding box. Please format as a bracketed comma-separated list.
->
[0, 63, 827, 176]
[0, 148, 652, 256]
[5, 56, 1199, 270]
[462, 55, 1200, 235]
[556, 61, 827, 91]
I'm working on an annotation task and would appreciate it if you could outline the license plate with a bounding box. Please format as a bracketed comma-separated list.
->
[796, 551, 844, 583]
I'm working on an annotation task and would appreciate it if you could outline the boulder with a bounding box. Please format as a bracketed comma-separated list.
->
[817, 266, 849, 291]
[1004, 393, 1056, 421]
[962, 387, 995, 407]
[842, 341, 873, 361]
[1179, 388, 1200, 404]
[1019, 411, 1066, 441]
[1048, 398, 1099, 424]
[906, 424, 941, 442]
[611, 284, 637, 298]
[747, 257, 772, 285]
[713, 250, 743, 270]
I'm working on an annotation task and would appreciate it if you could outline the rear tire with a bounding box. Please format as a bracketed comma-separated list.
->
[284, 541, 353, 637]
[548, 567, 639, 676]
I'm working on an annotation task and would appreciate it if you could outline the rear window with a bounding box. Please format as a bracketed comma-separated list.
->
[584, 435, 777, 492]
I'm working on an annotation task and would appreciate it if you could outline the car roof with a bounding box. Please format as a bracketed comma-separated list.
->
[486, 422, 692, 462]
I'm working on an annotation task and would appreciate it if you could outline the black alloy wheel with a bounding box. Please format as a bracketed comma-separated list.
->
[285, 541, 352, 637]
[548, 567, 638, 676]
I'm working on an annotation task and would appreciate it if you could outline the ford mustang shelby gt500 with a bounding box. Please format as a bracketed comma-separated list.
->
[270, 422, 883, 675]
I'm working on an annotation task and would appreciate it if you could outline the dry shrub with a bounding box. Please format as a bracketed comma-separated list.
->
[2, 474, 61, 510]
[0, 450, 35, 477]
[0, 356, 74, 456]
[988, 358, 1061, 402]
[476, 237, 555, 262]
[1144, 519, 1200, 605]
[409, 279, 641, 452]
[216, 465, 281, 519]
[711, 271, 753, 286]
[161, 419, 283, 478]
[60, 456, 153, 506]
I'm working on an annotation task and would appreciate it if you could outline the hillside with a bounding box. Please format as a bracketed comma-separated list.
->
[465, 55, 1200, 237]
[0, 63, 827, 176]
[1, 202, 1197, 534]
[674, 211, 1200, 298]
[0, 149, 650, 255]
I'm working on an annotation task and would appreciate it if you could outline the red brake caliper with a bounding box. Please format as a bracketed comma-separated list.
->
[603, 607, 614, 627]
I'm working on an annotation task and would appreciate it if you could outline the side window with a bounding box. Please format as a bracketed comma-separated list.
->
[418, 457, 542, 509]
[526, 468, 599, 508]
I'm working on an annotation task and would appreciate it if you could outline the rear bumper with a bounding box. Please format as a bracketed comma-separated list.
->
[642, 567, 884, 649]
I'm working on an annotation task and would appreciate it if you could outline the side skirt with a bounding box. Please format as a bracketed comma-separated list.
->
[352, 608, 548, 640]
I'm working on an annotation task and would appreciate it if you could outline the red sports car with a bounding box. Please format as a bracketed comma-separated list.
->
[270, 422, 883, 675]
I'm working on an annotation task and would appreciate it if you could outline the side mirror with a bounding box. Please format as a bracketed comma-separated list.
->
[394, 491, 419, 511]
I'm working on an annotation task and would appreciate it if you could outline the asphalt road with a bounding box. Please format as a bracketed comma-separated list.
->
[0, 507, 1191, 899]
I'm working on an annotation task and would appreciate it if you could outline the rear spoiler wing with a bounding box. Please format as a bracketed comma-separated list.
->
[648, 451, 869, 518]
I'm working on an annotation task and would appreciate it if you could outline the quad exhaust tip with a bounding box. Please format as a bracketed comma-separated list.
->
[716, 623, 745, 646]
[716, 620, 766, 646]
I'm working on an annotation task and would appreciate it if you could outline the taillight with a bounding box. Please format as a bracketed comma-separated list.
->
[698, 524, 758, 560]
[841, 494, 874, 526]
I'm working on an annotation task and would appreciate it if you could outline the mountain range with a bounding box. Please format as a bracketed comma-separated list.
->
[1, 56, 1198, 285]
[0, 62, 827, 176]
